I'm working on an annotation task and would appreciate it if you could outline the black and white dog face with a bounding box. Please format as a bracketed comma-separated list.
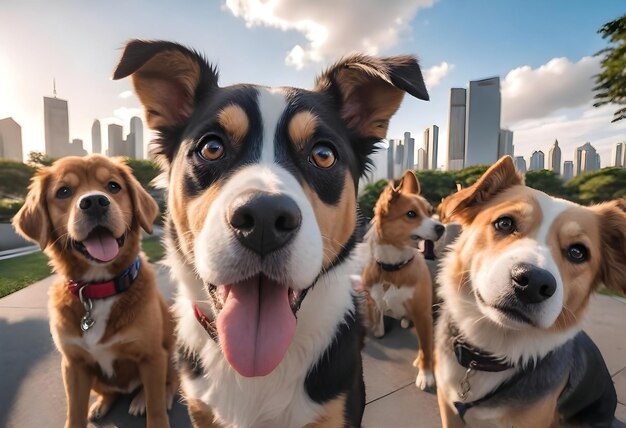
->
[113, 40, 428, 377]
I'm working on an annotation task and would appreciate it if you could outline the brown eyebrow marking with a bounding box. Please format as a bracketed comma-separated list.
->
[288, 111, 318, 150]
[217, 104, 249, 147]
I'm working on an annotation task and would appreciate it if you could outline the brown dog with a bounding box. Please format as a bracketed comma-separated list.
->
[13, 155, 177, 428]
[360, 170, 445, 390]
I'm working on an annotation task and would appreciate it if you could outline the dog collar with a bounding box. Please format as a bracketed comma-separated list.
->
[376, 256, 414, 272]
[67, 256, 141, 300]
[193, 304, 218, 342]
[450, 324, 514, 373]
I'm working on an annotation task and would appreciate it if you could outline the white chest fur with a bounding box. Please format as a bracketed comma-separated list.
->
[63, 296, 119, 378]
[370, 283, 414, 319]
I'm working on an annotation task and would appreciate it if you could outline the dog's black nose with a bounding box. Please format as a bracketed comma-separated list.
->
[511, 263, 557, 304]
[228, 192, 302, 256]
[434, 224, 445, 240]
[78, 194, 110, 217]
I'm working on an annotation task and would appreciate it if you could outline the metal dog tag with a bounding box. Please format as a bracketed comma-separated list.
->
[81, 313, 95, 331]
[78, 285, 95, 332]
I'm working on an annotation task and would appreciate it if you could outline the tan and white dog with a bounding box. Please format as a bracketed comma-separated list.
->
[435, 156, 623, 427]
[361, 170, 445, 390]
[13, 155, 177, 428]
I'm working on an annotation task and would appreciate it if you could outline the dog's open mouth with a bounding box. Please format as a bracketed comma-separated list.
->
[210, 275, 298, 378]
[73, 226, 125, 263]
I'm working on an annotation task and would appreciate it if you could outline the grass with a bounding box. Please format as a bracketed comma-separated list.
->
[597, 286, 626, 299]
[0, 251, 53, 298]
[0, 237, 166, 298]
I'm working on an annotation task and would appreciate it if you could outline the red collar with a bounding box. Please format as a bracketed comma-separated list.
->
[67, 256, 141, 300]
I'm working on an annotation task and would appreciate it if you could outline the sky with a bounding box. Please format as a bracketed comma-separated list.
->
[0, 0, 625, 169]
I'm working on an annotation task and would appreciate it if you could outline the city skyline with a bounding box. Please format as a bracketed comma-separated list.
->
[1, 2, 625, 168]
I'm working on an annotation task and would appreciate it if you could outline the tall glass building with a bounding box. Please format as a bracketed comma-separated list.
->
[465, 77, 501, 167]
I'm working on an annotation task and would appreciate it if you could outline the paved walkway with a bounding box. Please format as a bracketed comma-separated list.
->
[1, 265, 625, 427]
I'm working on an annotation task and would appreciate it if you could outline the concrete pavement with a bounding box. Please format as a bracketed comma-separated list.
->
[1, 265, 625, 427]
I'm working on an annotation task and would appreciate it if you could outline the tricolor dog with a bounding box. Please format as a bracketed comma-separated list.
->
[435, 156, 623, 427]
[360, 170, 444, 390]
[113, 39, 429, 427]
[13, 155, 177, 428]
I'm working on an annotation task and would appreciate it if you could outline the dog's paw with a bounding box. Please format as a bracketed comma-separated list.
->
[372, 323, 385, 338]
[400, 318, 410, 329]
[89, 395, 114, 421]
[415, 370, 435, 391]
[166, 385, 176, 411]
[129, 389, 146, 416]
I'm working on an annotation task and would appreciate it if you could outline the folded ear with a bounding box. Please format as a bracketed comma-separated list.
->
[439, 156, 523, 224]
[314, 54, 429, 140]
[12, 169, 51, 248]
[593, 201, 626, 293]
[115, 160, 159, 234]
[397, 170, 420, 195]
[374, 180, 400, 217]
[112, 39, 218, 131]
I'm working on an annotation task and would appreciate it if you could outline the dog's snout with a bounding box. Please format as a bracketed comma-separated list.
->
[434, 224, 445, 240]
[511, 262, 557, 304]
[78, 194, 110, 217]
[228, 193, 302, 256]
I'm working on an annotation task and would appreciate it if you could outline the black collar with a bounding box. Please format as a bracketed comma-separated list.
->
[376, 255, 414, 272]
[450, 322, 514, 373]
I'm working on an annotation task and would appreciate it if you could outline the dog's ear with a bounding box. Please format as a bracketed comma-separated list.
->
[374, 180, 400, 217]
[13, 169, 51, 248]
[112, 39, 218, 131]
[439, 156, 523, 224]
[116, 160, 159, 234]
[314, 55, 428, 140]
[593, 201, 626, 293]
[397, 170, 420, 195]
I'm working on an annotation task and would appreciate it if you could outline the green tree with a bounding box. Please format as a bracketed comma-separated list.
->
[0, 160, 35, 200]
[525, 170, 572, 200]
[415, 170, 458, 207]
[567, 167, 626, 204]
[358, 179, 389, 221]
[593, 13, 626, 122]
[26, 151, 54, 167]
[453, 165, 489, 187]
[125, 158, 161, 190]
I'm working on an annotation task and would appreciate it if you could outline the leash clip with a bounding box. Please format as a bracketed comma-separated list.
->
[458, 360, 477, 400]
[78, 285, 95, 332]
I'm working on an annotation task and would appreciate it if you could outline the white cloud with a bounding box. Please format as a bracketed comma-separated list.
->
[501, 56, 601, 126]
[119, 90, 133, 99]
[113, 106, 142, 124]
[223, 0, 436, 69]
[423, 61, 453, 90]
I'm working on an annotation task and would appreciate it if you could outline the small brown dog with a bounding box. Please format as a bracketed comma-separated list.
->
[13, 155, 177, 428]
[360, 170, 445, 390]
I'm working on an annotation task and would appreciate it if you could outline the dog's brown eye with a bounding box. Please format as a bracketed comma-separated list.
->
[494, 216, 515, 234]
[107, 182, 121, 194]
[407, 211, 417, 219]
[309, 143, 336, 169]
[56, 186, 72, 199]
[566, 244, 588, 264]
[198, 137, 224, 161]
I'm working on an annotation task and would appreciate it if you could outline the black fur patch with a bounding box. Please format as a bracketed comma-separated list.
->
[176, 348, 204, 379]
[305, 297, 365, 427]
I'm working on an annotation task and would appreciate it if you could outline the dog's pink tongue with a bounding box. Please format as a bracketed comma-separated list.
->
[217, 276, 296, 377]
[81, 231, 119, 262]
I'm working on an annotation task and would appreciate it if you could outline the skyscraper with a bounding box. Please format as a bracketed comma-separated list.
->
[108, 124, 126, 157]
[386, 139, 395, 179]
[497, 129, 514, 158]
[392, 139, 405, 178]
[129, 116, 144, 159]
[92, 120, 102, 154]
[574, 142, 599, 176]
[547, 140, 561, 175]
[514, 156, 527, 173]
[447, 88, 466, 171]
[416, 148, 427, 170]
[465, 77, 501, 167]
[611, 142, 625, 167]
[403, 132, 415, 171]
[69, 138, 87, 156]
[0, 117, 23, 161]
[44, 94, 70, 158]
[562, 161, 574, 181]
[424, 125, 439, 170]
[529, 151, 545, 171]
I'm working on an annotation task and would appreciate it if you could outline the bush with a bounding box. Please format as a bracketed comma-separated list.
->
[0, 160, 35, 200]
[0, 199, 24, 223]
[125, 158, 161, 190]
[566, 167, 626, 205]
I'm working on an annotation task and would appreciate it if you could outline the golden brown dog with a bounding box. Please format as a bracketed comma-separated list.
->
[13, 155, 177, 428]
[360, 170, 445, 390]
[435, 156, 623, 427]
